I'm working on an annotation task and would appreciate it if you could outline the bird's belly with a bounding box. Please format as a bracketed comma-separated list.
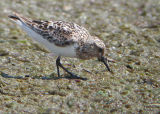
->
[21, 24, 77, 58]
[49, 43, 77, 58]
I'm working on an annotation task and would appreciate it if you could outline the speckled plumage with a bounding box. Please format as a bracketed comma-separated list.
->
[9, 13, 106, 60]
[9, 13, 112, 78]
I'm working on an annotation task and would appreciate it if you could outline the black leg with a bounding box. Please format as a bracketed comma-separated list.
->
[56, 56, 76, 77]
[105, 58, 111, 72]
[56, 56, 87, 80]
[56, 56, 61, 77]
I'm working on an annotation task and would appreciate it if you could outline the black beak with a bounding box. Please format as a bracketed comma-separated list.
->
[99, 56, 111, 72]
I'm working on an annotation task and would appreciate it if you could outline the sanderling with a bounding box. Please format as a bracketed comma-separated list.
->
[8, 12, 114, 78]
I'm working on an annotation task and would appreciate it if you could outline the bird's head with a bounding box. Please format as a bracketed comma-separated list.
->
[93, 36, 112, 72]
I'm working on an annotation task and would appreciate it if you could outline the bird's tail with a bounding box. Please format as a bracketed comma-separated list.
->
[8, 12, 32, 26]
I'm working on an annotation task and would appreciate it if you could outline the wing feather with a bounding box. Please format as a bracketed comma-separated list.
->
[9, 13, 90, 47]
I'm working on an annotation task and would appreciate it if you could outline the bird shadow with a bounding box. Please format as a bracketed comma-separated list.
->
[0, 72, 88, 81]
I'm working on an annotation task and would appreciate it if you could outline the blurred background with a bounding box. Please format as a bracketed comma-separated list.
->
[0, 0, 160, 113]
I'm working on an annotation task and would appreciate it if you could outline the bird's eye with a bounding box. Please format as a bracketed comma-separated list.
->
[98, 48, 103, 52]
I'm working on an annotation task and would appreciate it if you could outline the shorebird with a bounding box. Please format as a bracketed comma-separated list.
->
[8, 13, 114, 79]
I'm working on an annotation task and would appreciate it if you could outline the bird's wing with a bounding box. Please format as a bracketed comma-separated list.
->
[9, 13, 90, 47]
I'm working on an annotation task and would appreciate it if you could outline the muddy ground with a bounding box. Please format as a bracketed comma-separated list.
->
[0, 0, 160, 113]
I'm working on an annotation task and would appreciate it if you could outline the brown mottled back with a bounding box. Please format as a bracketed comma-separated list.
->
[17, 14, 91, 46]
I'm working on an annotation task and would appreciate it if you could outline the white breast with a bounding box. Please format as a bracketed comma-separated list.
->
[15, 20, 78, 58]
